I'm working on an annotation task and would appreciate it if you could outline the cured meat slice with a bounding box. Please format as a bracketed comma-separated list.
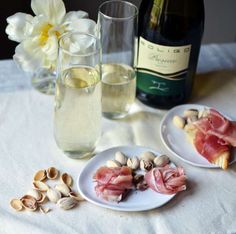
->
[194, 109, 236, 147]
[144, 165, 187, 195]
[93, 166, 133, 202]
[194, 131, 230, 162]
[194, 130, 230, 169]
[209, 121, 236, 147]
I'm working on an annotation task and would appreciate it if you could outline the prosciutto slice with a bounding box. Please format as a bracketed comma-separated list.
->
[194, 130, 230, 163]
[93, 166, 133, 202]
[144, 165, 187, 195]
[194, 109, 236, 147]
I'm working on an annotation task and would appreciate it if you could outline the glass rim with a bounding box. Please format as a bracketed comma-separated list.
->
[58, 31, 100, 57]
[98, 0, 138, 21]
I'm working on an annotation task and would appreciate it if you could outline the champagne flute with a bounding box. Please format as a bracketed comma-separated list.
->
[98, 0, 138, 119]
[54, 32, 102, 159]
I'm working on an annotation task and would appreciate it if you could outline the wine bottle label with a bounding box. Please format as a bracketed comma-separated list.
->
[137, 37, 191, 96]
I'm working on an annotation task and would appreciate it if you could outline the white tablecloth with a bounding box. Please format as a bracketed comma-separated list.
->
[1, 43, 236, 234]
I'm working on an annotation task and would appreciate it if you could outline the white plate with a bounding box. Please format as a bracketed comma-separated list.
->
[77, 146, 176, 212]
[160, 104, 236, 168]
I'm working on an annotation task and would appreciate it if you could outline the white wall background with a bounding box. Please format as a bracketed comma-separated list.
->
[130, 0, 236, 44]
[203, 0, 236, 43]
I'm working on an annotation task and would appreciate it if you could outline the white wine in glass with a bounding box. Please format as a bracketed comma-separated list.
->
[54, 32, 101, 159]
[54, 66, 101, 156]
[98, 0, 138, 119]
[102, 63, 136, 119]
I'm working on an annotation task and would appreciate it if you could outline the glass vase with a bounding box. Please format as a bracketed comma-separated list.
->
[31, 68, 56, 95]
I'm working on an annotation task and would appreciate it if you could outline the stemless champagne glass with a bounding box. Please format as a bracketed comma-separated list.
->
[54, 32, 102, 159]
[98, 0, 138, 119]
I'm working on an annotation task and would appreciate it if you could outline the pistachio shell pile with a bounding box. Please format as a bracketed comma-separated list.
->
[172, 108, 209, 129]
[106, 151, 170, 172]
[10, 167, 85, 213]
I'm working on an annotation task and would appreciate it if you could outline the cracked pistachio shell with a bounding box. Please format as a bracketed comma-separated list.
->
[33, 181, 49, 192]
[60, 173, 73, 187]
[20, 195, 38, 211]
[46, 167, 59, 180]
[37, 193, 47, 204]
[10, 199, 24, 211]
[33, 170, 46, 182]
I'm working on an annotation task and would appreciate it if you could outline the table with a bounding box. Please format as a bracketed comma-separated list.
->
[1, 43, 236, 234]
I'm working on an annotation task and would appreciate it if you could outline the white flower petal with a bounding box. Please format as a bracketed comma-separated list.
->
[64, 11, 88, 22]
[41, 34, 58, 62]
[6, 13, 33, 42]
[30, 15, 47, 35]
[49, 24, 65, 38]
[60, 33, 97, 58]
[66, 18, 96, 35]
[13, 41, 43, 72]
[31, 0, 66, 24]
[29, 15, 64, 41]
[13, 39, 52, 72]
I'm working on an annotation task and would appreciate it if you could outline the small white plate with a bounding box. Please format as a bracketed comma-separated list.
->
[77, 146, 176, 212]
[160, 104, 236, 168]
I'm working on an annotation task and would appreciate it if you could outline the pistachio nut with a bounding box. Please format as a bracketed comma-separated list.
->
[127, 157, 139, 170]
[106, 160, 122, 168]
[183, 109, 199, 118]
[154, 155, 170, 167]
[57, 197, 77, 210]
[115, 151, 128, 165]
[140, 160, 154, 171]
[55, 183, 70, 196]
[140, 151, 156, 161]
[173, 115, 185, 129]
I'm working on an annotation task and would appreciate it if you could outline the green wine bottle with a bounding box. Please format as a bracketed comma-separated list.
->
[136, 0, 205, 109]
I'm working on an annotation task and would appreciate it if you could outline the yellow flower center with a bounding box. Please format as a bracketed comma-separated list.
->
[38, 24, 61, 46]
[39, 24, 52, 46]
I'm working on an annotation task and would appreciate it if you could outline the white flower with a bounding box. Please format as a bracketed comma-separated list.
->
[5, 0, 96, 72]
